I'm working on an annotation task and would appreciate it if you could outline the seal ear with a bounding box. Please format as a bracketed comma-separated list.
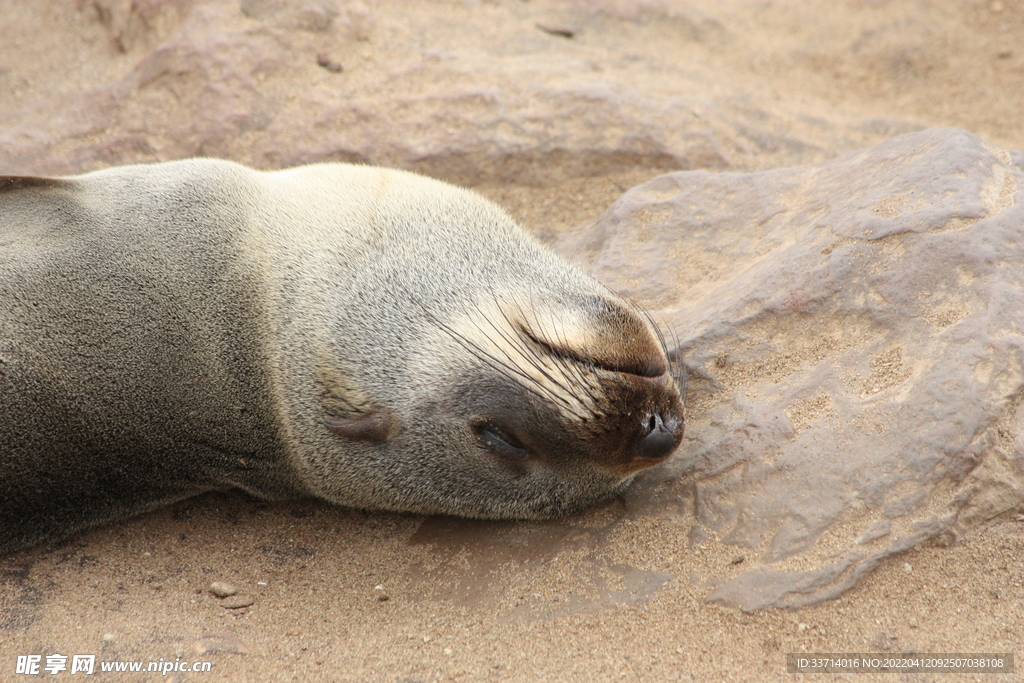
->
[323, 409, 394, 443]
[317, 360, 395, 442]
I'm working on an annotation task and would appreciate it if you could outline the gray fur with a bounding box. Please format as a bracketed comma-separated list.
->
[0, 160, 683, 554]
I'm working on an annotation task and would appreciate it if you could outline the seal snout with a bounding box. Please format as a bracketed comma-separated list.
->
[640, 412, 679, 460]
[506, 293, 686, 473]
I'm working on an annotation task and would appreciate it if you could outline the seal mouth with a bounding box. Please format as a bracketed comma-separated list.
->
[519, 326, 667, 378]
[511, 293, 670, 380]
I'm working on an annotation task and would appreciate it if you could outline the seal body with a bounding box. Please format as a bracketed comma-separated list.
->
[0, 160, 684, 554]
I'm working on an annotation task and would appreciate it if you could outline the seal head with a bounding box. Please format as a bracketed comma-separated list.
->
[260, 164, 685, 519]
[311, 288, 685, 519]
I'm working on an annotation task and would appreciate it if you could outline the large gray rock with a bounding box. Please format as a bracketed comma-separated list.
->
[556, 127, 1024, 610]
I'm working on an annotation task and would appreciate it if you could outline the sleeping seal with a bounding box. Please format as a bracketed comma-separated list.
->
[0, 160, 684, 554]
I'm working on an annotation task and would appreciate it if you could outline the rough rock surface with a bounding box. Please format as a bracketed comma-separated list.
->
[0, 0, 955, 182]
[556, 127, 1024, 609]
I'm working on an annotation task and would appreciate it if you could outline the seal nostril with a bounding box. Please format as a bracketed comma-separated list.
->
[640, 412, 677, 460]
[645, 412, 663, 436]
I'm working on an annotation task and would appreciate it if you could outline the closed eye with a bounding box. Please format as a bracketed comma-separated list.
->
[475, 422, 530, 459]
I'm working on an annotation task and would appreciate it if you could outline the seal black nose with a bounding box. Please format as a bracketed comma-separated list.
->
[640, 412, 678, 460]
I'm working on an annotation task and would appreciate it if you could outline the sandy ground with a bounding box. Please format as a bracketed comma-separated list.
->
[2, 1, 1024, 682]
[3, 492, 1022, 682]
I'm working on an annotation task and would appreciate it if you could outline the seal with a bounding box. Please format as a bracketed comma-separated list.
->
[0, 160, 684, 554]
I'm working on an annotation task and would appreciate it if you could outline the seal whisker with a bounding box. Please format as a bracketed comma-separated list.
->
[628, 300, 684, 393]
[620, 293, 673, 361]
[421, 299, 577, 412]
[475, 307, 592, 417]
[531, 296, 604, 417]
[497, 294, 603, 421]
[616, 292, 684, 385]
[490, 296, 580, 393]
[466, 292, 581, 404]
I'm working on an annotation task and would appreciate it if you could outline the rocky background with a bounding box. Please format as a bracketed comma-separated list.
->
[2, 1, 1023, 682]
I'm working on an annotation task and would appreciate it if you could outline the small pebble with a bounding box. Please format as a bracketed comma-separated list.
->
[909, 618, 918, 628]
[316, 54, 343, 73]
[902, 562, 912, 573]
[221, 594, 256, 609]
[536, 22, 575, 38]
[209, 581, 238, 598]
[193, 634, 251, 655]
[443, 648, 453, 656]
[102, 633, 116, 642]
